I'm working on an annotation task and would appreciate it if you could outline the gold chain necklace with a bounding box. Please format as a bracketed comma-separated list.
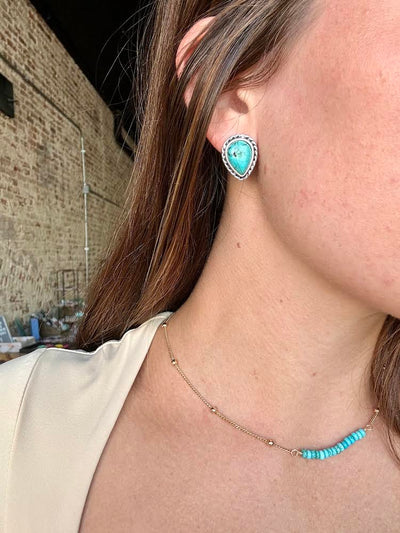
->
[161, 313, 380, 460]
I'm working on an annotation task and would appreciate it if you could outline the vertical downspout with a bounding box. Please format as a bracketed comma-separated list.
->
[81, 136, 89, 288]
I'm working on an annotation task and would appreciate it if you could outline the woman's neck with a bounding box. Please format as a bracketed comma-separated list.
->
[163, 182, 387, 447]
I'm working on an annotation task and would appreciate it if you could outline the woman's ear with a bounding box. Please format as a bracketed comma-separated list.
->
[175, 16, 215, 107]
[175, 16, 256, 154]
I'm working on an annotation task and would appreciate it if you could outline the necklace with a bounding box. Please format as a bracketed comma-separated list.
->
[161, 313, 380, 460]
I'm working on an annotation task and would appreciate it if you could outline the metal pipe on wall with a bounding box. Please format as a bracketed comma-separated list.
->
[81, 136, 89, 289]
[1, 53, 121, 294]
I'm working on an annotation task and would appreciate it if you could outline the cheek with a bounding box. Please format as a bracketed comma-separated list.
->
[257, 6, 400, 316]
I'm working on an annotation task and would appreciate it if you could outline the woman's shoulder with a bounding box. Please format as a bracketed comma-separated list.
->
[0, 311, 171, 532]
[0, 325, 143, 412]
[0, 310, 172, 397]
[0, 310, 172, 429]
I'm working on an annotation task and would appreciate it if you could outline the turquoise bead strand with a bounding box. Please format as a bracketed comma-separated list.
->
[301, 428, 367, 460]
[297, 407, 380, 460]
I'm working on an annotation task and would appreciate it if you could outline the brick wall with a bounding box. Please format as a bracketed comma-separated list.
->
[0, 0, 133, 326]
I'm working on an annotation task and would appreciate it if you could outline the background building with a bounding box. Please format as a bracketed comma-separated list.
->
[0, 0, 142, 331]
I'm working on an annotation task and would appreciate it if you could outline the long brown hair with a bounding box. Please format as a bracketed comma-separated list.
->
[75, 0, 400, 465]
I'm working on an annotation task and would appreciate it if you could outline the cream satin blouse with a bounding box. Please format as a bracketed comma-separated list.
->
[0, 310, 173, 533]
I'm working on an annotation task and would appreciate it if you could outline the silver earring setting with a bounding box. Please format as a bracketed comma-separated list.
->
[221, 134, 258, 180]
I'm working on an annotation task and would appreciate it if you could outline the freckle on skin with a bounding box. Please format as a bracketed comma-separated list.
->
[236, 242, 241, 248]
[312, 372, 317, 377]
[297, 188, 309, 208]
[378, 69, 387, 85]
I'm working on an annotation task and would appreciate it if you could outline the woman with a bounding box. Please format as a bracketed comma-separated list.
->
[1, 0, 400, 531]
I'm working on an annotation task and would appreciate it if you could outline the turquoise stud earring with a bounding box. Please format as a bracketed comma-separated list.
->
[221, 134, 258, 180]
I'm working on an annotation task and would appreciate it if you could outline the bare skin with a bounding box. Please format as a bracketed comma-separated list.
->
[80, 0, 400, 530]
[79, 325, 400, 532]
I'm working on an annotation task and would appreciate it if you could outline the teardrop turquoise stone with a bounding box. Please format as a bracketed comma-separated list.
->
[227, 140, 253, 177]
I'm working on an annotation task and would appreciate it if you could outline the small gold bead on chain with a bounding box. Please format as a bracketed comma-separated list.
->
[268, 440, 274, 446]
